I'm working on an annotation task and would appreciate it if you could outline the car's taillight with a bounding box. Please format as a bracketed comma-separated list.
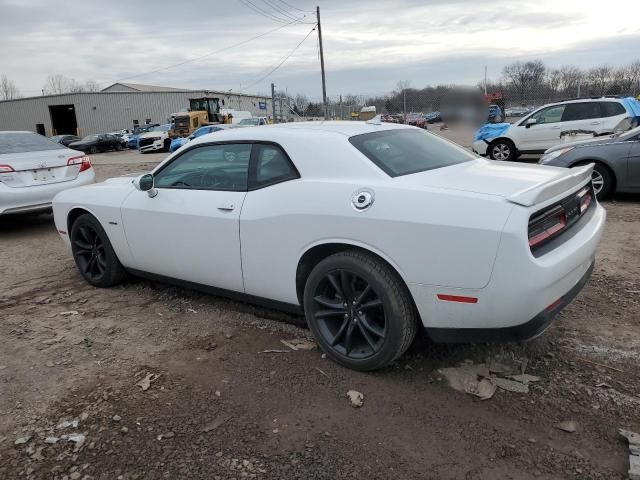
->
[0, 164, 15, 173]
[578, 187, 592, 213]
[528, 205, 567, 249]
[68, 155, 92, 172]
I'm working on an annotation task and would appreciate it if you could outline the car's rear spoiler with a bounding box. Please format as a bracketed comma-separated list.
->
[507, 164, 593, 207]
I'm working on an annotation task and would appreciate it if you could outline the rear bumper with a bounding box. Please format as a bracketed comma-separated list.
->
[426, 259, 594, 343]
[0, 170, 95, 215]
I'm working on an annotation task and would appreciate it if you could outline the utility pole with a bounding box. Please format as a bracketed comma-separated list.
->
[483, 66, 488, 96]
[317, 6, 328, 120]
[271, 82, 276, 124]
[403, 88, 407, 118]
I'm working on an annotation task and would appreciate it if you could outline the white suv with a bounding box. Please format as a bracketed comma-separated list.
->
[473, 98, 630, 161]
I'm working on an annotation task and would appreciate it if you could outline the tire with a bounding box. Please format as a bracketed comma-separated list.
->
[303, 251, 418, 371]
[70, 213, 127, 288]
[489, 139, 516, 161]
[589, 163, 614, 201]
[163, 139, 171, 152]
[89, 146, 98, 154]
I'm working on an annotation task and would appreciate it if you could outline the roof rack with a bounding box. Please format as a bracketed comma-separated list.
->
[559, 95, 624, 102]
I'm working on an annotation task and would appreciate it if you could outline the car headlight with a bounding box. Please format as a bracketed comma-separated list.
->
[539, 147, 573, 164]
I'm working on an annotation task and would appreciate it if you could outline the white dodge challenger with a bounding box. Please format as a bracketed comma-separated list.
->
[52, 122, 605, 371]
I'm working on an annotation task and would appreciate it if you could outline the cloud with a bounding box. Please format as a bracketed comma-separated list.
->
[1, 0, 639, 98]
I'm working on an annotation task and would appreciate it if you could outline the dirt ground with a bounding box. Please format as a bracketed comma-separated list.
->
[1, 145, 639, 480]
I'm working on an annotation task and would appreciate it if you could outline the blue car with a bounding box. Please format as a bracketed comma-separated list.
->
[169, 125, 229, 152]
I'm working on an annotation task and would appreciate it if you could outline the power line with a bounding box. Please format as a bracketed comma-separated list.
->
[239, 0, 291, 23]
[101, 19, 303, 85]
[274, 0, 311, 13]
[261, 0, 303, 21]
[241, 24, 317, 92]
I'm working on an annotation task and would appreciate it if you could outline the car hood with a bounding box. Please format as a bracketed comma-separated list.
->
[545, 134, 616, 153]
[395, 158, 591, 206]
[139, 132, 163, 138]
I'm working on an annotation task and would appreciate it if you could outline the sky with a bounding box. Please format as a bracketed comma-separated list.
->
[2, 0, 640, 100]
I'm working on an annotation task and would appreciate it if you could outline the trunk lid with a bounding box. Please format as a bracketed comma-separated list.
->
[0, 148, 86, 188]
[395, 159, 592, 207]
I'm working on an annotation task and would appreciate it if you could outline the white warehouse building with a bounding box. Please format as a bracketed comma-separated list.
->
[0, 82, 271, 137]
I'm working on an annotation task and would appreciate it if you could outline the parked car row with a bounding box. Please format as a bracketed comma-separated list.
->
[473, 96, 640, 199]
[380, 112, 442, 127]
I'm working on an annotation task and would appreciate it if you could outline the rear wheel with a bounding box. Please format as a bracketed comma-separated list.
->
[303, 251, 417, 371]
[70, 214, 127, 287]
[489, 139, 515, 161]
[163, 138, 171, 152]
[89, 146, 98, 154]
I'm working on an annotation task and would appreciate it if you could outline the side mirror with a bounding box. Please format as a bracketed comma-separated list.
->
[133, 173, 158, 198]
[525, 118, 537, 128]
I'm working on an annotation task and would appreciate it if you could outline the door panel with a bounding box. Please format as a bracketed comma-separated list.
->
[121, 189, 246, 291]
[627, 142, 640, 189]
[120, 142, 253, 292]
[514, 104, 566, 151]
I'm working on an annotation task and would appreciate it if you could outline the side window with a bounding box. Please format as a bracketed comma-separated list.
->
[155, 144, 251, 191]
[250, 144, 299, 189]
[531, 105, 566, 124]
[561, 102, 600, 121]
[600, 102, 626, 118]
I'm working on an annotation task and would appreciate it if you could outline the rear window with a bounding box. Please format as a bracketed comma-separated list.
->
[600, 102, 626, 117]
[349, 129, 473, 177]
[561, 102, 601, 121]
[0, 132, 65, 154]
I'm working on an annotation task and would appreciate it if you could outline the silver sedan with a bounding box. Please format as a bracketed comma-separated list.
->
[0, 131, 95, 215]
[539, 125, 640, 200]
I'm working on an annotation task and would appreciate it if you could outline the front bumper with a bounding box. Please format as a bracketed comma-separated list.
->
[472, 140, 489, 156]
[139, 139, 164, 153]
[0, 170, 96, 215]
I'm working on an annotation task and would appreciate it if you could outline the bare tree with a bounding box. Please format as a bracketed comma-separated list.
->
[502, 60, 546, 103]
[546, 69, 562, 96]
[84, 80, 101, 92]
[558, 66, 582, 96]
[43, 75, 98, 94]
[627, 61, 640, 94]
[587, 66, 613, 96]
[0, 74, 21, 100]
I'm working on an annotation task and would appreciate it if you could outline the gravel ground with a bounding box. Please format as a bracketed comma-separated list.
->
[1, 142, 639, 480]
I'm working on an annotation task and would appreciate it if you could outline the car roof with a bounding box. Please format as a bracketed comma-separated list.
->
[186, 121, 411, 147]
[0, 130, 36, 134]
[546, 97, 624, 107]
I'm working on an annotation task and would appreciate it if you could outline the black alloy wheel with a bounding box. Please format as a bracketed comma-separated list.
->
[72, 223, 107, 283]
[89, 145, 98, 154]
[70, 214, 127, 287]
[304, 251, 418, 371]
[311, 269, 387, 359]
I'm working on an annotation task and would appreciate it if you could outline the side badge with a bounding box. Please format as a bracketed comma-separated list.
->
[352, 188, 375, 211]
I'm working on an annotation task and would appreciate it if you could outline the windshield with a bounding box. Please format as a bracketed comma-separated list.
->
[82, 135, 99, 141]
[349, 128, 473, 177]
[239, 118, 259, 125]
[50, 135, 62, 141]
[151, 124, 171, 132]
[0, 132, 65, 154]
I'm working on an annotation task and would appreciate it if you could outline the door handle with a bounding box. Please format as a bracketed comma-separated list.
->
[551, 126, 561, 129]
[217, 204, 235, 212]
[590, 121, 599, 125]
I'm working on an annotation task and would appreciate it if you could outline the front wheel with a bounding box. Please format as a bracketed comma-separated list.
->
[70, 214, 127, 287]
[589, 163, 614, 200]
[489, 140, 515, 161]
[303, 251, 418, 371]
[89, 146, 98, 154]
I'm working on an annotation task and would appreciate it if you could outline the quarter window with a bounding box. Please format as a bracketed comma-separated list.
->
[530, 105, 566, 124]
[250, 144, 299, 188]
[155, 144, 251, 191]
